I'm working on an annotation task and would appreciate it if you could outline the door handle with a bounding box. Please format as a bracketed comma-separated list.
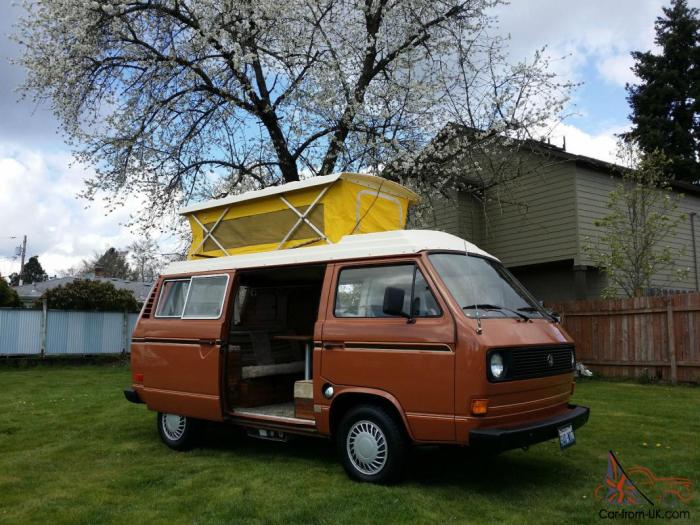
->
[323, 342, 344, 350]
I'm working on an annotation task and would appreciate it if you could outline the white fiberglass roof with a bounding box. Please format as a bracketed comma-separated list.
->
[163, 230, 496, 276]
[178, 172, 419, 214]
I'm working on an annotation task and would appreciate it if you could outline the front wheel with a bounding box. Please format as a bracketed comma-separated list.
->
[157, 412, 200, 451]
[337, 405, 408, 484]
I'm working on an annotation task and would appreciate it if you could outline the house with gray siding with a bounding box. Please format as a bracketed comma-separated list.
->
[421, 144, 700, 302]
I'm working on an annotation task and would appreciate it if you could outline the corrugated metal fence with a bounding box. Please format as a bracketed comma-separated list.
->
[547, 293, 700, 384]
[0, 308, 139, 356]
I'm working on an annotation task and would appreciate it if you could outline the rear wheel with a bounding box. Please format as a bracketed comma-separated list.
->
[337, 405, 408, 484]
[157, 412, 200, 451]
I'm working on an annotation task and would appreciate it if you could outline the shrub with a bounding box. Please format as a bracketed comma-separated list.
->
[0, 279, 21, 307]
[36, 279, 139, 312]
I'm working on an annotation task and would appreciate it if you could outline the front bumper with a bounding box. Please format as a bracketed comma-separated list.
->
[469, 404, 589, 451]
[123, 389, 144, 404]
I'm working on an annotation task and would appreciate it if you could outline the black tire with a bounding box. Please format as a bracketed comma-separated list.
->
[157, 412, 200, 451]
[336, 404, 408, 484]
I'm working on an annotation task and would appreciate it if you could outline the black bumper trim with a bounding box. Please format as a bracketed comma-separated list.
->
[469, 404, 589, 451]
[124, 389, 144, 404]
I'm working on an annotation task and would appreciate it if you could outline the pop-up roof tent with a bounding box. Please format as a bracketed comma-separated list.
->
[180, 172, 420, 259]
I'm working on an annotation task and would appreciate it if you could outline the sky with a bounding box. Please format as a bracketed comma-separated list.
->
[0, 0, 697, 277]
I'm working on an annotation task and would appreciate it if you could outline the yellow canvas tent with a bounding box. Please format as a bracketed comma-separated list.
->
[180, 172, 419, 259]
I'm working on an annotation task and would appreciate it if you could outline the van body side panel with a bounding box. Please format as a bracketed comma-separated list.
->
[130, 271, 234, 422]
[311, 265, 336, 432]
[320, 258, 456, 442]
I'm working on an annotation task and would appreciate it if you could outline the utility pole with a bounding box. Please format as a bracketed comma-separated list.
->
[18, 235, 27, 286]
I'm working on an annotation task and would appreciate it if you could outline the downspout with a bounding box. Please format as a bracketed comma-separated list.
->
[691, 212, 699, 292]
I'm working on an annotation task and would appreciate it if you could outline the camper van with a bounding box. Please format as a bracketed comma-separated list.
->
[124, 174, 589, 483]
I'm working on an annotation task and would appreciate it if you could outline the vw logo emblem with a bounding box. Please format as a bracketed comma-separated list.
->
[546, 353, 554, 367]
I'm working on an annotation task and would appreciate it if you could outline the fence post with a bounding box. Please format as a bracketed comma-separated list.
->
[121, 311, 128, 355]
[40, 298, 48, 358]
[666, 300, 678, 384]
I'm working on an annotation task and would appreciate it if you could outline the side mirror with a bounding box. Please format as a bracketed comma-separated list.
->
[383, 286, 410, 319]
[548, 310, 561, 323]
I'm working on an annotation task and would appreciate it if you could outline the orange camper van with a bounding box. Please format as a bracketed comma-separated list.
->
[125, 173, 589, 483]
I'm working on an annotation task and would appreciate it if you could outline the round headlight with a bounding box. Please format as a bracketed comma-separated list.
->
[490, 353, 504, 379]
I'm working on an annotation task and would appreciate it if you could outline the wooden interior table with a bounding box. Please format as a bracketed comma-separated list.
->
[272, 335, 314, 380]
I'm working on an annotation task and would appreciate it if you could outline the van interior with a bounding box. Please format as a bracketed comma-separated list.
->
[224, 264, 326, 420]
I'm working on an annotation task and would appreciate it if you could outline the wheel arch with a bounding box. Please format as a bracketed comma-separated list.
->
[328, 388, 414, 441]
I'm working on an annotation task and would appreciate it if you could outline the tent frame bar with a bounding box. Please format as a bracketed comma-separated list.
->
[190, 206, 231, 257]
[276, 184, 331, 250]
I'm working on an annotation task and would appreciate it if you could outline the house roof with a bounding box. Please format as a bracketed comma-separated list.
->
[386, 122, 700, 196]
[443, 123, 700, 196]
[13, 276, 154, 303]
[163, 229, 496, 275]
[531, 141, 700, 196]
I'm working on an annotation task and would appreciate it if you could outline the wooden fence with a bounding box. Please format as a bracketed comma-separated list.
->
[547, 293, 700, 384]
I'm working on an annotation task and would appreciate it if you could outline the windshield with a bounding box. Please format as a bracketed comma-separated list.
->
[428, 253, 544, 319]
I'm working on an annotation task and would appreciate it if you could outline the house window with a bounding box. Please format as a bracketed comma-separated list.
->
[334, 264, 440, 318]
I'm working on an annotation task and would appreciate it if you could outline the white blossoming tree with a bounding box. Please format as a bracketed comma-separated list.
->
[15, 0, 572, 229]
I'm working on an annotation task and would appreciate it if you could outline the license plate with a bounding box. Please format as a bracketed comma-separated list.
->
[558, 424, 576, 449]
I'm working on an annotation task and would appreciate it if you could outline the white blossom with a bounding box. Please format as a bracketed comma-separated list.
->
[14, 0, 572, 233]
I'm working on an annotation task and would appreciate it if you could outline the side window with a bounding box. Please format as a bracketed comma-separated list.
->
[155, 280, 190, 317]
[334, 265, 440, 318]
[412, 270, 441, 316]
[155, 275, 228, 319]
[182, 275, 229, 319]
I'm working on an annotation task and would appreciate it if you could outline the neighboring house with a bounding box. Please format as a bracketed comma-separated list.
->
[12, 275, 154, 308]
[421, 143, 700, 302]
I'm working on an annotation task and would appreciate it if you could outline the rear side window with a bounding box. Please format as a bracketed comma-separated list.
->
[155, 275, 228, 319]
[155, 280, 190, 317]
[335, 264, 440, 318]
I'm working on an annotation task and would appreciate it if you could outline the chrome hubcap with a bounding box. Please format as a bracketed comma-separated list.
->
[162, 413, 186, 441]
[346, 420, 387, 475]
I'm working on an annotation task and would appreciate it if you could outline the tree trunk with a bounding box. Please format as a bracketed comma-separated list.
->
[261, 112, 299, 182]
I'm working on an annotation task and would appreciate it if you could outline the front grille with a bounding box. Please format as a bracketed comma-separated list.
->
[488, 345, 574, 382]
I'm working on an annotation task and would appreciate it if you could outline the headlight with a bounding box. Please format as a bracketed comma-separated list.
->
[490, 352, 504, 379]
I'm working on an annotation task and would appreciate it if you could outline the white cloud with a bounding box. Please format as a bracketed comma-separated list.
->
[0, 142, 168, 277]
[494, 0, 665, 68]
[597, 53, 637, 87]
[488, 0, 696, 161]
[551, 122, 630, 164]
[490, 0, 694, 93]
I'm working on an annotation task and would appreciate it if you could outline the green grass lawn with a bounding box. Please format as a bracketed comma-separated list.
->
[0, 365, 697, 524]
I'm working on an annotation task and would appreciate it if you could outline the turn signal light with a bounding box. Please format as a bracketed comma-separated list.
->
[133, 372, 144, 383]
[471, 399, 489, 416]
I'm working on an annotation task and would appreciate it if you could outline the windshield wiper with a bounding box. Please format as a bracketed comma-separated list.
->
[462, 304, 531, 322]
[518, 306, 557, 322]
[517, 306, 545, 316]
